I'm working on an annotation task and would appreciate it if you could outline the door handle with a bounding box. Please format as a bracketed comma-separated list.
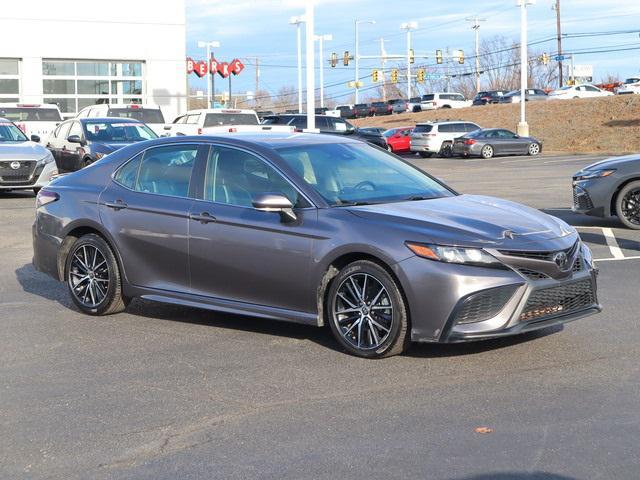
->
[104, 200, 128, 210]
[189, 212, 216, 224]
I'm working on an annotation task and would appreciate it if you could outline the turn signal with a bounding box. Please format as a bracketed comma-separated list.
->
[405, 242, 439, 260]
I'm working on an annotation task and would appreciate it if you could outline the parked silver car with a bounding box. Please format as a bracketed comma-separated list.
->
[410, 121, 480, 158]
[452, 128, 542, 159]
[499, 89, 548, 103]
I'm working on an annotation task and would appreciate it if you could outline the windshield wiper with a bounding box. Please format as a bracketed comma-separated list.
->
[336, 199, 373, 206]
[403, 195, 435, 201]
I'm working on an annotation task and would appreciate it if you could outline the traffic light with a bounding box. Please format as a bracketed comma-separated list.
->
[541, 53, 549, 65]
[458, 50, 464, 64]
[343, 51, 350, 66]
[372, 69, 379, 83]
[331, 52, 337, 68]
[390, 69, 399, 83]
[410, 48, 415, 64]
[416, 69, 425, 83]
[436, 49, 443, 64]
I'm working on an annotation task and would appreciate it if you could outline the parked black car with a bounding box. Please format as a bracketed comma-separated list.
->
[353, 103, 373, 118]
[315, 107, 329, 115]
[46, 118, 157, 172]
[472, 90, 506, 106]
[372, 101, 393, 116]
[261, 114, 387, 149]
[336, 105, 356, 119]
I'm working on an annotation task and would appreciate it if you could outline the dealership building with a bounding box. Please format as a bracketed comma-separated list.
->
[0, 0, 187, 120]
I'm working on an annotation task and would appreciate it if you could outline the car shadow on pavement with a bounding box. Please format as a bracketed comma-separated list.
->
[15, 263, 74, 308]
[542, 208, 620, 228]
[448, 473, 576, 480]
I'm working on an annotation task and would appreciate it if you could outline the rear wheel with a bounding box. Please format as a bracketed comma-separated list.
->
[481, 144, 494, 159]
[441, 105, 452, 109]
[439, 142, 453, 158]
[528, 143, 541, 156]
[418, 152, 433, 158]
[616, 180, 640, 230]
[327, 260, 409, 358]
[66, 234, 129, 315]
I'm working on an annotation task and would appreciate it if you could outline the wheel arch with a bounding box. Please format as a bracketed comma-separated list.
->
[610, 177, 640, 217]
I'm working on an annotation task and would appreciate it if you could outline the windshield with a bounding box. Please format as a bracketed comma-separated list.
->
[83, 121, 157, 142]
[382, 129, 397, 138]
[624, 78, 640, 84]
[0, 107, 62, 122]
[107, 108, 165, 124]
[204, 113, 259, 127]
[275, 143, 453, 206]
[0, 121, 28, 142]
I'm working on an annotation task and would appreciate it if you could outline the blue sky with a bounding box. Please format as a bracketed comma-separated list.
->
[185, 0, 640, 103]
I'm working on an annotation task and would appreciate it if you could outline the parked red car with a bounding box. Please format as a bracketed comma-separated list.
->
[383, 126, 413, 153]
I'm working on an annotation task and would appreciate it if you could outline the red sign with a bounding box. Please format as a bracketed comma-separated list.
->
[230, 58, 245, 75]
[217, 62, 230, 78]
[193, 60, 208, 78]
[186, 57, 195, 75]
[209, 57, 219, 75]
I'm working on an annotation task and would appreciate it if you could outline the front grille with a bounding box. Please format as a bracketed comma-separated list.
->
[517, 268, 550, 280]
[520, 279, 595, 322]
[499, 240, 579, 262]
[455, 285, 518, 325]
[0, 160, 37, 178]
[573, 186, 594, 210]
[572, 257, 582, 273]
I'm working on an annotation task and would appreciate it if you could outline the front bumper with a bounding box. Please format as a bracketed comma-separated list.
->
[0, 160, 57, 190]
[571, 179, 612, 217]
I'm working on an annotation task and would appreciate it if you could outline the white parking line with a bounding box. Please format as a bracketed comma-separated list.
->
[594, 256, 640, 263]
[542, 157, 602, 165]
[602, 227, 625, 259]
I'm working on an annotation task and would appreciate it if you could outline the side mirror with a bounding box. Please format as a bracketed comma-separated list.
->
[163, 125, 172, 130]
[30, 134, 41, 143]
[252, 193, 296, 222]
[67, 135, 84, 145]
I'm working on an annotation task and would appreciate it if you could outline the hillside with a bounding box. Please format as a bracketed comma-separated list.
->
[352, 95, 640, 154]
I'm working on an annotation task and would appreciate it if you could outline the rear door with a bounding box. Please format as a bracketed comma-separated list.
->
[46, 121, 71, 167]
[62, 121, 85, 171]
[99, 143, 204, 292]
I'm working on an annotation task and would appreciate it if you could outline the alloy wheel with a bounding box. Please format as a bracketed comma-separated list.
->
[332, 273, 394, 351]
[482, 145, 494, 159]
[528, 143, 540, 156]
[621, 188, 640, 226]
[69, 244, 110, 308]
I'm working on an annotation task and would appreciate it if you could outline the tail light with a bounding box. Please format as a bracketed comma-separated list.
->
[197, 128, 203, 135]
[36, 190, 59, 208]
[464, 139, 476, 145]
[228, 127, 237, 132]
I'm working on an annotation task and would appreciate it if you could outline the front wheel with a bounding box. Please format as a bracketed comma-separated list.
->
[528, 143, 541, 156]
[387, 145, 393, 152]
[481, 144, 494, 159]
[66, 234, 129, 315]
[616, 180, 640, 229]
[327, 260, 409, 358]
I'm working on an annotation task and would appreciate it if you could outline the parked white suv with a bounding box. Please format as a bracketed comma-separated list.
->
[163, 108, 294, 136]
[76, 103, 166, 136]
[0, 103, 63, 143]
[410, 120, 480, 158]
[547, 84, 614, 100]
[420, 93, 472, 110]
[617, 78, 640, 95]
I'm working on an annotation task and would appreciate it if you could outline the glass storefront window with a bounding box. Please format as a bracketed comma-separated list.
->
[0, 79, 19, 95]
[77, 62, 110, 76]
[111, 80, 142, 95]
[43, 98, 76, 113]
[78, 80, 110, 95]
[0, 59, 19, 75]
[42, 61, 75, 76]
[43, 79, 75, 95]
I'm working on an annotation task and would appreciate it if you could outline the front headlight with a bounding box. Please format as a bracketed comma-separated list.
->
[573, 169, 616, 181]
[406, 242, 504, 268]
[94, 152, 106, 160]
[38, 152, 55, 165]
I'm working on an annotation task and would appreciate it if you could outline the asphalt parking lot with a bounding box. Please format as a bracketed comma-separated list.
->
[2, 153, 640, 480]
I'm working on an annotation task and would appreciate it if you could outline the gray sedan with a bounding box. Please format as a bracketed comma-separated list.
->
[499, 89, 548, 103]
[573, 155, 640, 229]
[33, 133, 599, 358]
[453, 128, 542, 159]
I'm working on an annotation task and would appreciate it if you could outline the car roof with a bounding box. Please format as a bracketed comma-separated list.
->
[415, 120, 476, 125]
[0, 102, 60, 109]
[185, 108, 257, 115]
[77, 117, 144, 123]
[0, 116, 14, 123]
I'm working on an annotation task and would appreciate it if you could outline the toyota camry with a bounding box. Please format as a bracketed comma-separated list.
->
[33, 133, 601, 358]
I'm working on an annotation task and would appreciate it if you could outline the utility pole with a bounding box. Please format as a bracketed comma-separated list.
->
[254, 57, 260, 108]
[446, 47, 451, 92]
[380, 37, 387, 102]
[466, 16, 486, 93]
[355, 19, 376, 104]
[314, 33, 332, 108]
[305, 2, 316, 130]
[197, 40, 221, 108]
[401, 21, 417, 100]
[554, 0, 563, 87]
[290, 15, 305, 113]
[517, 0, 533, 137]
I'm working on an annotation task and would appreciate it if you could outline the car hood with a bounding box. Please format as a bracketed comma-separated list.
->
[579, 154, 640, 171]
[0, 141, 49, 160]
[92, 141, 136, 153]
[347, 194, 576, 248]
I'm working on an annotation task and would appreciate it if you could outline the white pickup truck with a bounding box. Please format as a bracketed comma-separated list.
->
[162, 108, 294, 136]
[0, 103, 64, 143]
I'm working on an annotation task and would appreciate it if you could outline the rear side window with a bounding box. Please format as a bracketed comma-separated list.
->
[134, 145, 198, 197]
[422, 94, 434, 101]
[413, 124, 433, 133]
[107, 108, 165, 124]
[203, 113, 259, 127]
[114, 153, 142, 189]
[464, 123, 479, 132]
[0, 107, 63, 122]
[451, 123, 466, 133]
[438, 124, 453, 133]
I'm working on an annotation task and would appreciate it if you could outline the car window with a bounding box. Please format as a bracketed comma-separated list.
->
[289, 117, 307, 129]
[204, 112, 259, 127]
[204, 146, 302, 208]
[135, 145, 197, 197]
[413, 124, 433, 133]
[84, 121, 157, 142]
[315, 116, 330, 131]
[450, 123, 466, 133]
[438, 124, 453, 133]
[107, 108, 165, 124]
[114, 153, 143, 189]
[57, 121, 72, 140]
[464, 123, 479, 132]
[497, 130, 516, 138]
[422, 94, 434, 101]
[585, 86, 599, 92]
[185, 114, 200, 124]
[485, 130, 500, 138]
[68, 121, 83, 139]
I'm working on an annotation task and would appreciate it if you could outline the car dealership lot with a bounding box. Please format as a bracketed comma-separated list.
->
[2, 154, 640, 479]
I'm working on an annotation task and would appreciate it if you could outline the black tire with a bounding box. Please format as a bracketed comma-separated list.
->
[327, 260, 409, 358]
[387, 144, 393, 152]
[65, 234, 129, 315]
[439, 142, 453, 158]
[33, 188, 41, 196]
[615, 180, 640, 230]
[418, 152, 433, 158]
[481, 144, 494, 159]
[441, 105, 452, 109]
[527, 143, 541, 156]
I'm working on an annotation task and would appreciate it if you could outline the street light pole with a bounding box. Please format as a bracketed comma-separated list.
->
[466, 16, 486, 93]
[315, 33, 332, 108]
[197, 40, 220, 108]
[290, 16, 306, 113]
[355, 19, 375, 104]
[400, 22, 417, 100]
[305, 2, 316, 130]
[517, 0, 534, 137]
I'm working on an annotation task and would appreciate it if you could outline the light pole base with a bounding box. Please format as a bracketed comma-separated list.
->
[517, 122, 530, 137]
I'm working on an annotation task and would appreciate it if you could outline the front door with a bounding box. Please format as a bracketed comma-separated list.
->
[61, 121, 84, 171]
[98, 143, 203, 292]
[188, 144, 315, 313]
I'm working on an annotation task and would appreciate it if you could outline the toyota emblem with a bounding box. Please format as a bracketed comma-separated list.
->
[10, 161, 21, 170]
[553, 251, 569, 269]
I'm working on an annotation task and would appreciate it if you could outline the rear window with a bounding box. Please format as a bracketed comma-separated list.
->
[372, 102, 386, 107]
[107, 108, 165, 124]
[421, 94, 434, 101]
[337, 106, 352, 111]
[0, 107, 62, 122]
[355, 104, 369, 108]
[203, 113, 259, 127]
[413, 124, 433, 133]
